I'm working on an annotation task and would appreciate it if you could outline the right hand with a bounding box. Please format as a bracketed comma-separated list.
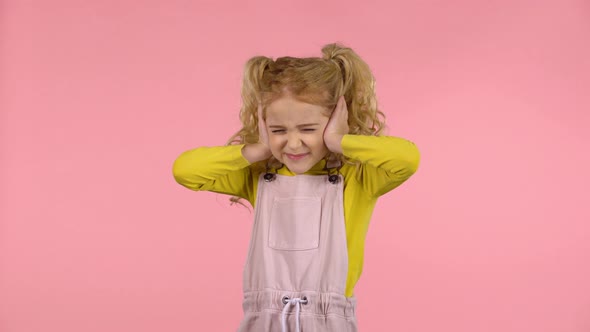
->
[258, 103, 271, 150]
[241, 103, 273, 163]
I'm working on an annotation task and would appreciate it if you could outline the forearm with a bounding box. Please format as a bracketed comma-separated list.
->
[172, 144, 251, 191]
[342, 134, 420, 177]
[340, 134, 421, 197]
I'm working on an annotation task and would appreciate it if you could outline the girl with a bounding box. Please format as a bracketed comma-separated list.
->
[172, 43, 420, 332]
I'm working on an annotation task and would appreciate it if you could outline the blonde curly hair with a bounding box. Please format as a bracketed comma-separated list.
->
[228, 43, 385, 149]
[227, 42, 387, 205]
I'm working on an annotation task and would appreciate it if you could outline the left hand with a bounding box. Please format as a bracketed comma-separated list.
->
[323, 96, 349, 153]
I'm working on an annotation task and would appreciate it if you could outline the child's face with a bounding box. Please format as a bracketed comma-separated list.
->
[265, 96, 330, 174]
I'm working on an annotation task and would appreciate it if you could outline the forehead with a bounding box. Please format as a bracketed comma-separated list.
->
[266, 96, 329, 123]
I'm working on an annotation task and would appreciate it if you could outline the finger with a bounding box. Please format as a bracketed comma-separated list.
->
[258, 103, 269, 145]
[340, 96, 347, 111]
[336, 96, 343, 111]
[258, 103, 267, 129]
[340, 97, 348, 120]
[331, 97, 341, 117]
[335, 97, 346, 119]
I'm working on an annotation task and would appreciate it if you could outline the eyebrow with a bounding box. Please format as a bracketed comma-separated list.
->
[268, 123, 320, 128]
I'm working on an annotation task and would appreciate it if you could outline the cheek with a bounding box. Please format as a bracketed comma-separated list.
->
[268, 136, 283, 150]
[310, 133, 326, 149]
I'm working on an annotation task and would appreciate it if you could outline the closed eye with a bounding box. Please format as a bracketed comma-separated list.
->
[270, 128, 317, 133]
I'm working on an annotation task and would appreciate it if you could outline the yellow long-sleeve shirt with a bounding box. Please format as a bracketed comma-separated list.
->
[172, 134, 420, 297]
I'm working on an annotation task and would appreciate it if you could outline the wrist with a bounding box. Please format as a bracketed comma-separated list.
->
[241, 143, 272, 163]
[324, 134, 345, 153]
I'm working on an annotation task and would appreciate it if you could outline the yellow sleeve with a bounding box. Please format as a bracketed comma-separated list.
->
[172, 144, 255, 203]
[341, 134, 421, 197]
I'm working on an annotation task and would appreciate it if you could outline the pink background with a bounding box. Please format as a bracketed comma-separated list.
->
[2, 0, 589, 331]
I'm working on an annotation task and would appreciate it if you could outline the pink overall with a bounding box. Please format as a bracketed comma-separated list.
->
[237, 172, 358, 332]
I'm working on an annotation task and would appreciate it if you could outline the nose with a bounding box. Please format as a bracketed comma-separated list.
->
[286, 132, 303, 150]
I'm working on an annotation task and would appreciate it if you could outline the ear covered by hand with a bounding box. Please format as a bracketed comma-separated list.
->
[258, 102, 270, 149]
[239, 102, 272, 164]
[323, 96, 349, 153]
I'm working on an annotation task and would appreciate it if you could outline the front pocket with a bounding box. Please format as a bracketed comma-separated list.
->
[268, 197, 321, 251]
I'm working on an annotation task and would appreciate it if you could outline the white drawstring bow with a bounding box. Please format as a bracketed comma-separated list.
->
[281, 297, 308, 332]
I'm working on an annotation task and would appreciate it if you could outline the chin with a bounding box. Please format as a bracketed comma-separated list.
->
[282, 159, 313, 174]
[286, 164, 308, 175]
